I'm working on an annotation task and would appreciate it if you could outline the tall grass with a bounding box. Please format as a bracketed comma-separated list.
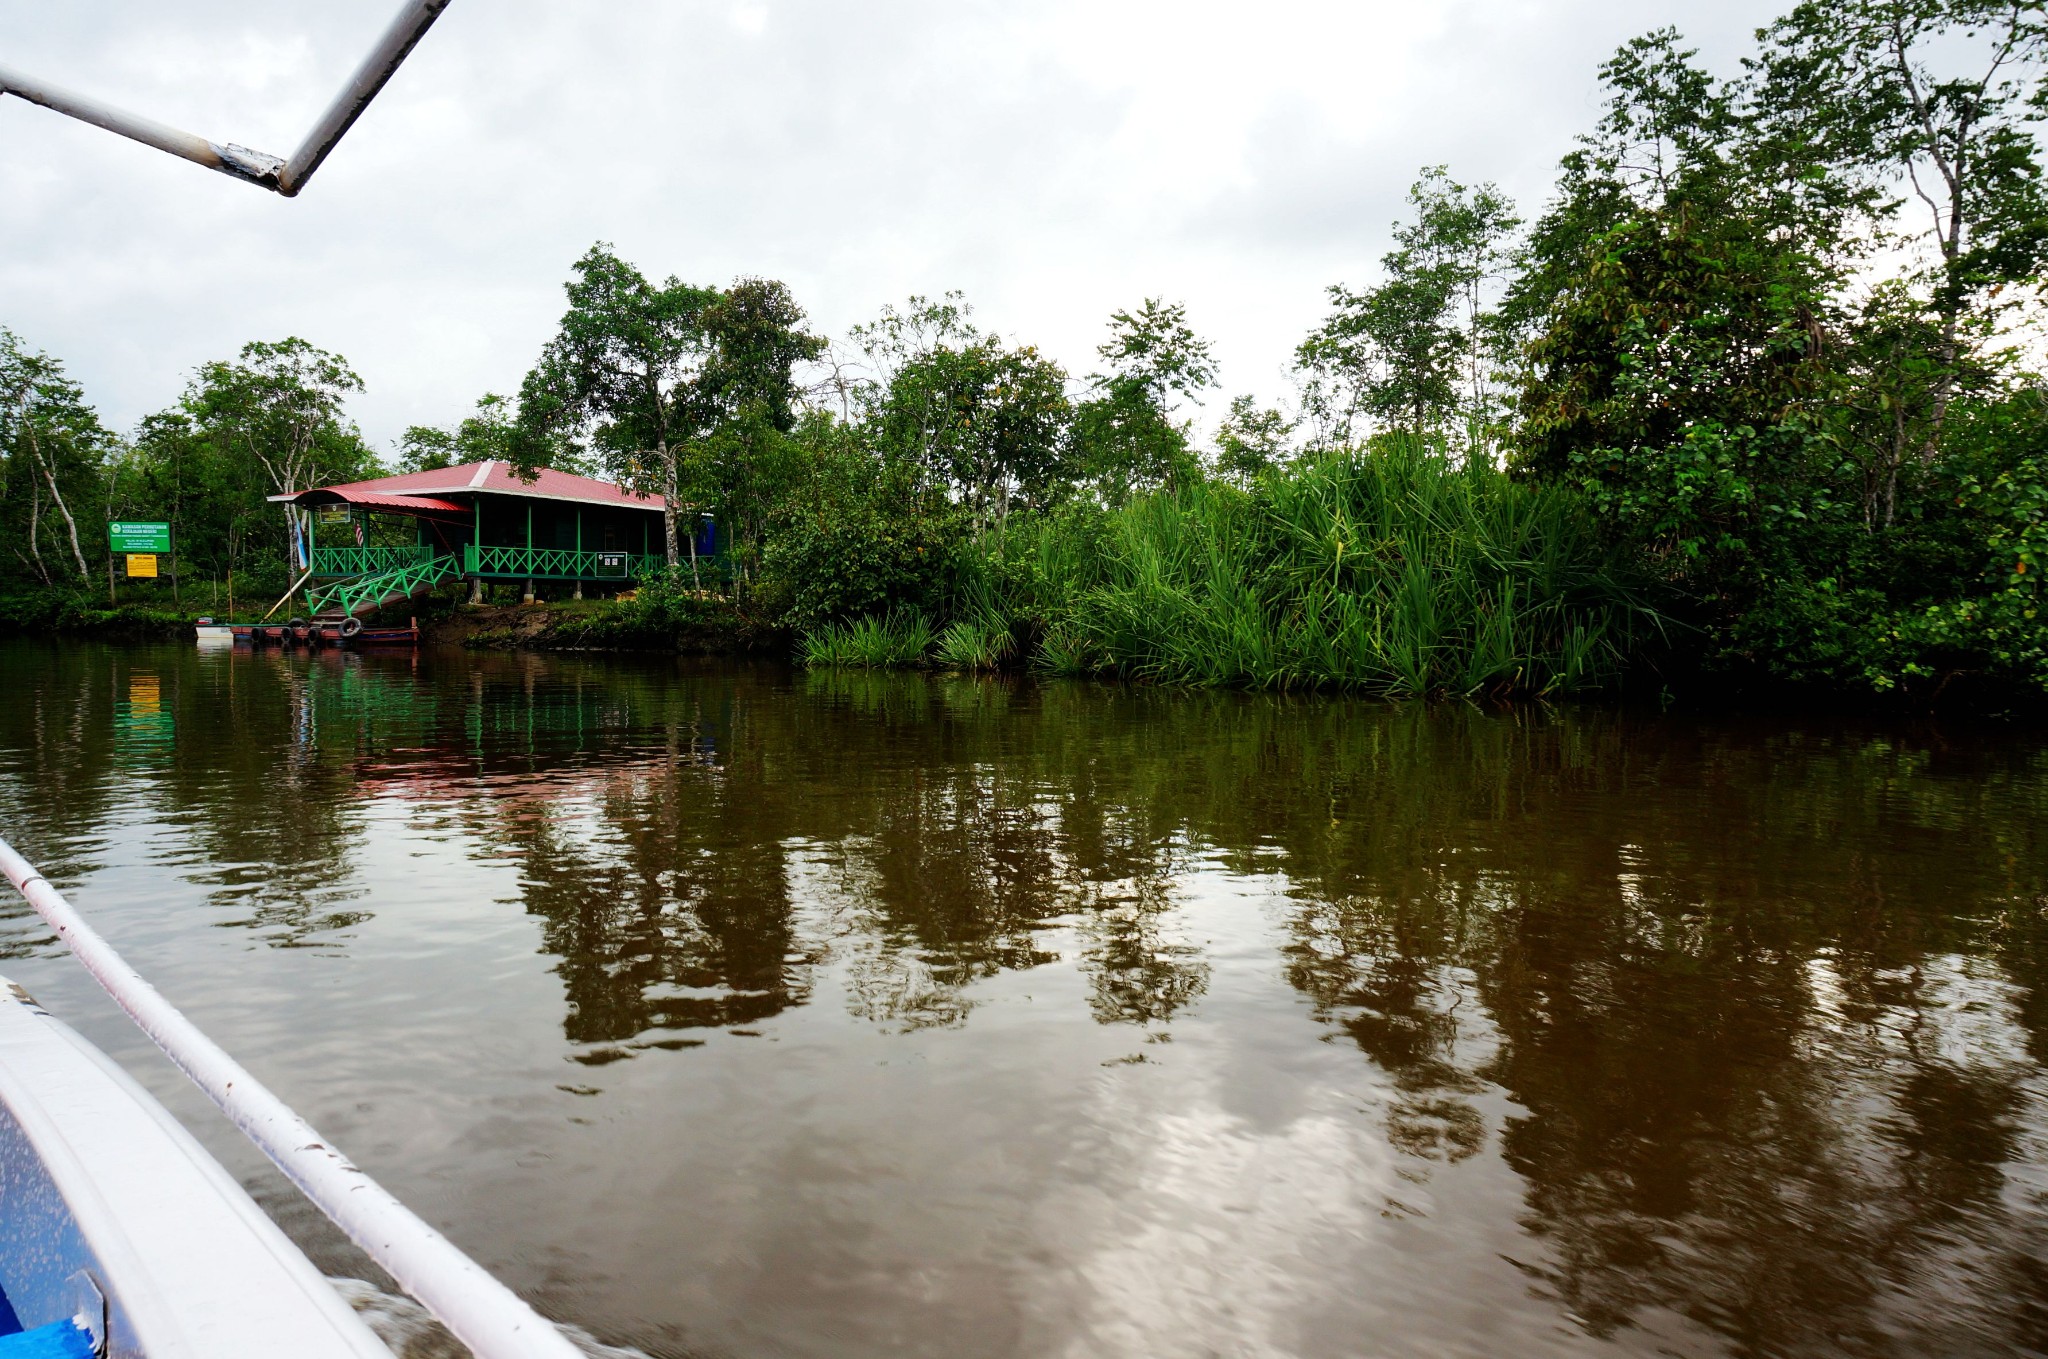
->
[985, 439, 1661, 696]
[801, 608, 935, 668]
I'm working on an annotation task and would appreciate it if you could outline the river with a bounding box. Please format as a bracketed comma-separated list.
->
[0, 638, 2042, 1358]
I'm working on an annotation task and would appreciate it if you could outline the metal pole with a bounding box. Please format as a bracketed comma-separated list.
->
[0, 838, 584, 1359]
[0, 61, 283, 188]
[0, 0, 452, 198]
[278, 0, 454, 197]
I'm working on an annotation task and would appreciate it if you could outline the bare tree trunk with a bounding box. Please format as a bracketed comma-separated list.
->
[24, 428, 89, 581]
[659, 436, 681, 568]
[24, 476, 48, 585]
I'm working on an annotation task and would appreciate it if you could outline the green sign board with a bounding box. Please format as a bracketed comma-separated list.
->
[594, 551, 629, 580]
[109, 521, 171, 553]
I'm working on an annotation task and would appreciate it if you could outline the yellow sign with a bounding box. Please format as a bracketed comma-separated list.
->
[125, 553, 158, 579]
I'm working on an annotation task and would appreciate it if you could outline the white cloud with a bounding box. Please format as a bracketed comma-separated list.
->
[0, 0, 1784, 453]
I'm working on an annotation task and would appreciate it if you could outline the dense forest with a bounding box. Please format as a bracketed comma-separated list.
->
[3, 2, 2045, 705]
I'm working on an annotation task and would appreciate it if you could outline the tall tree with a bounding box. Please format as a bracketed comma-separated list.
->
[1757, 0, 2048, 453]
[690, 278, 827, 572]
[1213, 395, 1296, 486]
[397, 392, 560, 473]
[1300, 170, 1517, 448]
[877, 341, 1071, 531]
[0, 330, 109, 584]
[517, 244, 716, 565]
[1074, 298, 1216, 502]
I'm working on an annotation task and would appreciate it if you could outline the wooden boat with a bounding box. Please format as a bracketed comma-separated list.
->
[218, 618, 419, 648]
[0, 978, 391, 1358]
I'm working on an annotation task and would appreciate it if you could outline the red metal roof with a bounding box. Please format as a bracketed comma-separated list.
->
[269, 461, 664, 511]
[288, 488, 470, 517]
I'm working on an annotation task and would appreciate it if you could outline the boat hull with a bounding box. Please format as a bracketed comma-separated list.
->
[221, 623, 418, 647]
[0, 979, 392, 1358]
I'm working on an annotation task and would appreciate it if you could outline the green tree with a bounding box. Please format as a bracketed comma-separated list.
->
[688, 277, 827, 578]
[1074, 298, 1215, 503]
[395, 392, 570, 473]
[0, 329, 111, 586]
[165, 338, 377, 582]
[1300, 170, 1517, 448]
[1213, 395, 1296, 486]
[853, 293, 1075, 530]
[877, 342, 1071, 532]
[517, 243, 718, 565]
[1757, 0, 2048, 453]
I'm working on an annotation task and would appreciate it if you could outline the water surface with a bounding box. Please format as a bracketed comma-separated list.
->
[0, 640, 2043, 1358]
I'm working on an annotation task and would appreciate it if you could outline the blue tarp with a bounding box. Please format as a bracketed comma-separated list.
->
[0, 1319, 93, 1358]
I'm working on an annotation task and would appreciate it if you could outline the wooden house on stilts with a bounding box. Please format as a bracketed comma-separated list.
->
[254, 462, 689, 642]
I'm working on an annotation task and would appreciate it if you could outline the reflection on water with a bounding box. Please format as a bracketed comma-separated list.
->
[0, 640, 2044, 1358]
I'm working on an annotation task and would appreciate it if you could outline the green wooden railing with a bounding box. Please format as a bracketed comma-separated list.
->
[307, 553, 461, 618]
[463, 545, 667, 580]
[311, 545, 438, 577]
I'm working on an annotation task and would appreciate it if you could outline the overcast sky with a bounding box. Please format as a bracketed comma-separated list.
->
[1, 0, 1784, 457]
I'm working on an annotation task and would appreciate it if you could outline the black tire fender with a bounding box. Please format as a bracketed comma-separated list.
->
[339, 616, 364, 639]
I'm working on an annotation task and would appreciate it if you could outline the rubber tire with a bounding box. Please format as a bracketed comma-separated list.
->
[286, 617, 309, 630]
[338, 617, 364, 639]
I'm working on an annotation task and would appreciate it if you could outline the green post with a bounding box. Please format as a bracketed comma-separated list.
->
[523, 501, 535, 603]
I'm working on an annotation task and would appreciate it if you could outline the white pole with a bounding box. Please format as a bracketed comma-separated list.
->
[0, 838, 585, 1359]
[0, 61, 283, 187]
[0, 0, 452, 197]
[279, 0, 454, 196]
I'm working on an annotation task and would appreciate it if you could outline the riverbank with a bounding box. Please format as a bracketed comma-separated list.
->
[437, 593, 786, 655]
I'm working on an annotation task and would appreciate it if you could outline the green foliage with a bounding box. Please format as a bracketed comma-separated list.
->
[982, 439, 1656, 696]
[1072, 299, 1215, 504]
[934, 612, 1016, 671]
[0, 329, 113, 586]
[399, 393, 583, 474]
[801, 609, 936, 668]
[761, 491, 963, 629]
[1300, 169, 1519, 448]
[6, 0, 2046, 711]
[516, 243, 719, 563]
[1213, 395, 1296, 486]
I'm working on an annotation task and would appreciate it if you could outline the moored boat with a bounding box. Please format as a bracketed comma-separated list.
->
[215, 618, 419, 648]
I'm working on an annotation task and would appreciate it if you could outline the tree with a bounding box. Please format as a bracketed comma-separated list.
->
[1074, 298, 1215, 502]
[876, 341, 1071, 531]
[517, 244, 717, 566]
[397, 392, 565, 473]
[1213, 395, 1296, 486]
[1300, 170, 1518, 448]
[0, 330, 110, 585]
[1756, 0, 2048, 454]
[689, 277, 827, 574]
[176, 338, 377, 574]
[852, 293, 1075, 529]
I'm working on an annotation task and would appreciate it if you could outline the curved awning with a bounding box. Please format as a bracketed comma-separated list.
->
[272, 488, 471, 521]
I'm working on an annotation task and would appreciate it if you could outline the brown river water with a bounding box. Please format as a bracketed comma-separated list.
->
[0, 639, 2043, 1359]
